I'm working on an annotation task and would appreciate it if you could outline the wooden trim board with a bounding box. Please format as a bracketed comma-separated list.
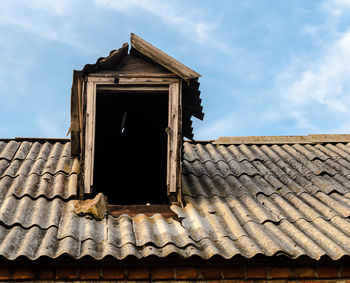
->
[84, 75, 183, 202]
[167, 82, 182, 196]
[130, 33, 201, 80]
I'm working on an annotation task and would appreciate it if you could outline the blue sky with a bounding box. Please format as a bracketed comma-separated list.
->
[1, 0, 350, 140]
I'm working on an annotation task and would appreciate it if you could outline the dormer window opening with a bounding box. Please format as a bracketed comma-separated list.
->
[70, 34, 204, 206]
[93, 89, 169, 204]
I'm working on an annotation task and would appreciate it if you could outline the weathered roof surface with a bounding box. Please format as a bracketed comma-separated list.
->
[181, 139, 350, 260]
[2, 137, 350, 260]
[0, 140, 78, 200]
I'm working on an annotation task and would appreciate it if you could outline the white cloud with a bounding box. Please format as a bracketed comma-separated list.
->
[196, 0, 350, 139]
[93, 0, 228, 51]
[248, 0, 350, 135]
[0, 1, 90, 51]
[272, 28, 350, 128]
[322, 0, 350, 17]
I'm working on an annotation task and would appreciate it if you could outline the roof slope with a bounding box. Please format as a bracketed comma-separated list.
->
[181, 139, 350, 259]
[1, 137, 350, 260]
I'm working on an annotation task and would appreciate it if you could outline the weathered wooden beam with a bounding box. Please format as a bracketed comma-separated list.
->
[87, 76, 115, 83]
[97, 86, 169, 92]
[89, 72, 178, 78]
[70, 71, 81, 157]
[84, 81, 94, 194]
[130, 33, 201, 80]
[167, 82, 182, 197]
[118, 77, 180, 85]
[214, 134, 350, 145]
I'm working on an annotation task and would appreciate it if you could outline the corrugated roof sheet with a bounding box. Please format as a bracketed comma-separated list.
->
[1, 138, 350, 260]
[0, 140, 78, 200]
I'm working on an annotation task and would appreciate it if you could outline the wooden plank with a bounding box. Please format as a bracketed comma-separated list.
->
[130, 33, 201, 80]
[80, 79, 87, 199]
[70, 71, 81, 156]
[88, 72, 178, 78]
[166, 85, 173, 195]
[214, 134, 350, 145]
[177, 82, 183, 204]
[97, 86, 169, 92]
[109, 53, 171, 74]
[15, 137, 70, 142]
[118, 77, 179, 85]
[117, 73, 178, 78]
[90, 82, 97, 188]
[84, 81, 94, 194]
[87, 76, 116, 83]
[169, 83, 178, 194]
[79, 77, 84, 154]
[167, 82, 182, 195]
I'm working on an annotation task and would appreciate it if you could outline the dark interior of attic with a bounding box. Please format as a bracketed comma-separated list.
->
[93, 90, 169, 204]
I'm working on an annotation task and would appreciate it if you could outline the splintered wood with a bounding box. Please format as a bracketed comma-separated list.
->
[130, 33, 201, 80]
[167, 82, 182, 195]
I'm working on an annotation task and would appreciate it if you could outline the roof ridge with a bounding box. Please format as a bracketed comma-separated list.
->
[212, 134, 350, 145]
[14, 137, 70, 143]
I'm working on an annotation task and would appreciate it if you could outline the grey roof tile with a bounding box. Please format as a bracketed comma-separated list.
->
[1, 139, 350, 260]
[0, 141, 19, 160]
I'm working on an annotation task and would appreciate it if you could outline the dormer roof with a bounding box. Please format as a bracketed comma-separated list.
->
[81, 34, 201, 80]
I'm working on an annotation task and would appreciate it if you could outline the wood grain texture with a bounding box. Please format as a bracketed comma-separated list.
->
[130, 33, 201, 80]
[90, 72, 178, 78]
[118, 77, 179, 85]
[110, 53, 171, 74]
[84, 81, 94, 194]
[97, 86, 169, 92]
[70, 71, 82, 157]
[167, 82, 182, 196]
[214, 134, 350, 144]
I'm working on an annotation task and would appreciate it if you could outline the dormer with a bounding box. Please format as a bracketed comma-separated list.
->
[70, 34, 203, 205]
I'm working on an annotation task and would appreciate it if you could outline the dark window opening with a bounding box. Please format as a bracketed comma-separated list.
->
[93, 90, 169, 204]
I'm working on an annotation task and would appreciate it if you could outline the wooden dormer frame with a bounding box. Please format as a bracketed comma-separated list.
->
[83, 73, 183, 202]
[71, 34, 203, 204]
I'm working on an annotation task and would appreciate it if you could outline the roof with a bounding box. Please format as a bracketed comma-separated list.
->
[130, 33, 201, 80]
[1, 135, 350, 261]
[81, 34, 201, 80]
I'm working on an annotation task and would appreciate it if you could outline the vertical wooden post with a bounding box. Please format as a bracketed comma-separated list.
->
[78, 74, 84, 155]
[167, 81, 182, 199]
[83, 77, 117, 195]
[84, 81, 96, 194]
